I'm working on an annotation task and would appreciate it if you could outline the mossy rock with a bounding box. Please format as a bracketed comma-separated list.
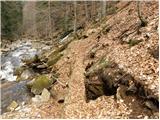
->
[16, 76, 23, 82]
[128, 39, 142, 47]
[48, 40, 72, 59]
[85, 57, 109, 77]
[26, 79, 35, 89]
[22, 55, 39, 65]
[47, 53, 63, 66]
[14, 67, 25, 76]
[16, 69, 35, 82]
[29, 75, 53, 95]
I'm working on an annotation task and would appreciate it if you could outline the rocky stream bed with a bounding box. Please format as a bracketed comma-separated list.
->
[0, 39, 52, 114]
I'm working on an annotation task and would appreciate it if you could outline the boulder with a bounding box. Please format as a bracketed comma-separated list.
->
[32, 95, 42, 103]
[31, 88, 51, 103]
[28, 75, 53, 95]
[41, 88, 50, 102]
[20, 69, 34, 80]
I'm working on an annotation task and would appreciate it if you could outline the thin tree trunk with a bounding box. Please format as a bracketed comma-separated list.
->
[33, 2, 37, 39]
[73, 1, 77, 35]
[102, 0, 106, 17]
[65, 2, 69, 32]
[23, 1, 37, 38]
[48, 1, 52, 39]
[91, 1, 96, 19]
[84, 1, 89, 21]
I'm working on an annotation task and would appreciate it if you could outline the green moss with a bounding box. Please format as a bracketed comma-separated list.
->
[22, 55, 39, 65]
[14, 67, 25, 76]
[30, 75, 53, 95]
[16, 76, 23, 82]
[48, 40, 72, 59]
[47, 53, 63, 66]
[85, 57, 109, 77]
[128, 39, 142, 47]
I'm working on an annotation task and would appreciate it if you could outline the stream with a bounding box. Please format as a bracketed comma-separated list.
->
[0, 40, 51, 114]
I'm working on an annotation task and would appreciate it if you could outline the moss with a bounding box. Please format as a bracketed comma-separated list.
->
[26, 79, 35, 89]
[48, 40, 72, 59]
[85, 57, 109, 77]
[47, 53, 63, 66]
[22, 55, 39, 65]
[128, 39, 142, 47]
[30, 75, 53, 95]
[14, 67, 25, 76]
[16, 76, 23, 82]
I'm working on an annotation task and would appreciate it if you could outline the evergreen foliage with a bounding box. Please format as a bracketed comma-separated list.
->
[1, 1, 23, 39]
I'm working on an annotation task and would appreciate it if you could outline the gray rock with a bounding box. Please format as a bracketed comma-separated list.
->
[21, 69, 34, 80]
[32, 95, 42, 103]
[41, 88, 50, 102]
[31, 88, 50, 103]
[37, 64, 47, 69]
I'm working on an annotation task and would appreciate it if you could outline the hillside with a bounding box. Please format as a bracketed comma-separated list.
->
[1, 1, 159, 119]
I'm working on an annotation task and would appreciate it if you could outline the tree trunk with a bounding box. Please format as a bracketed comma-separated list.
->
[65, 2, 69, 32]
[84, 1, 89, 21]
[73, 1, 77, 35]
[91, 1, 96, 19]
[23, 1, 37, 38]
[102, 0, 106, 17]
[48, 1, 52, 39]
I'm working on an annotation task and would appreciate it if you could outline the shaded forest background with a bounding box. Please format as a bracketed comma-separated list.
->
[1, 1, 118, 42]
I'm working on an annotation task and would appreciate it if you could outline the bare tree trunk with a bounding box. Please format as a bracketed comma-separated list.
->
[102, 0, 106, 17]
[137, 1, 147, 27]
[23, 1, 37, 38]
[91, 1, 96, 19]
[33, 3, 37, 39]
[84, 1, 89, 21]
[48, 1, 52, 39]
[73, 1, 77, 35]
[65, 2, 69, 32]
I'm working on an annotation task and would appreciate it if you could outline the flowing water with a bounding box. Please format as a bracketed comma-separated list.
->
[0, 40, 51, 114]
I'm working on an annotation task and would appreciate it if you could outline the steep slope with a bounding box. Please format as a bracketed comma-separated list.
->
[55, 1, 159, 118]
[1, 1, 159, 119]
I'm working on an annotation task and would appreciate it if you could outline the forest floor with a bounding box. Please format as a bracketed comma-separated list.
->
[1, 1, 159, 119]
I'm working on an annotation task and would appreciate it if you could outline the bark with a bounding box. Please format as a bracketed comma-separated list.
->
[84, 1, 89, 21]
[91, 1, 96, 19]
[65, 2, 69, 31]
[48, 1, 52, 38]
[102, 0, 106, 17]
[73, 1, 77, 35]
[23, 1, 37, 38]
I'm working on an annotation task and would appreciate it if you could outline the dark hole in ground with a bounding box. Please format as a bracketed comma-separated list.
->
[85, 62, 126, 102]
[58, 99, 64, 104]
[84, 61, 159, 114]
